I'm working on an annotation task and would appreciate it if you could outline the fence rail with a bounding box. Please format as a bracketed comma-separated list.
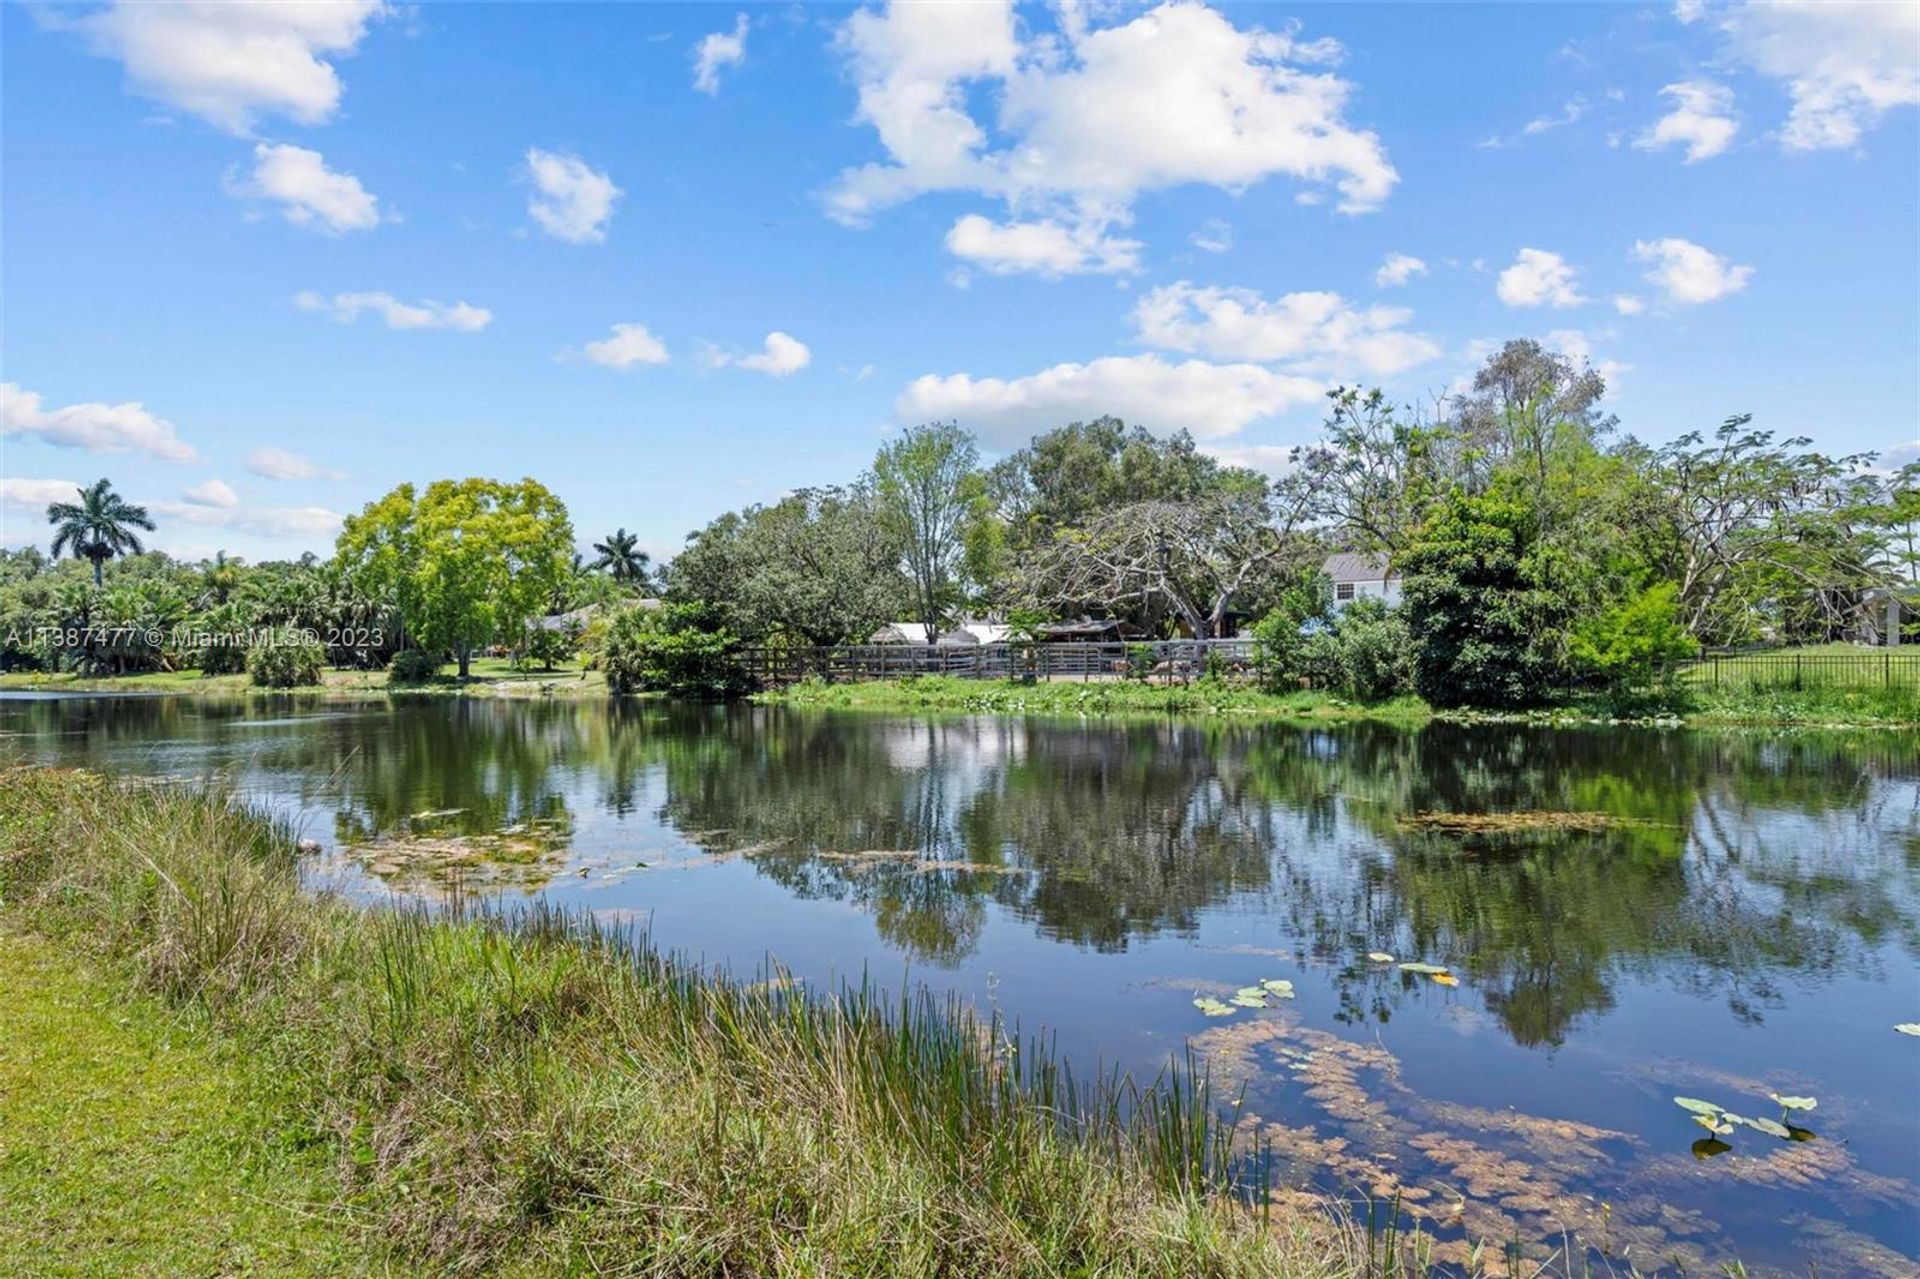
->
[1664, 649, 1920, 691]
[742, 639, 1258, 688]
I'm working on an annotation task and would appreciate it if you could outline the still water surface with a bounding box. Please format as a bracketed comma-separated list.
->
[3, 693, 1916, 1276]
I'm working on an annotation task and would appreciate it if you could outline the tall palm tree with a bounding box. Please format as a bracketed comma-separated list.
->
[589, 528, 652, 588]
[46, 479, 156, 586]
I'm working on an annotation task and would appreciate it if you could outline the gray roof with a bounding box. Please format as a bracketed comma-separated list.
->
[1323, 552, 1396, 584]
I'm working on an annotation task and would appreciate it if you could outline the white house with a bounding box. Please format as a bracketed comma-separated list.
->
[1324, 552, 1401, 611]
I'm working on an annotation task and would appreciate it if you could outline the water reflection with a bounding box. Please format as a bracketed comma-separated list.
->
[3, 694, 1915, 1275]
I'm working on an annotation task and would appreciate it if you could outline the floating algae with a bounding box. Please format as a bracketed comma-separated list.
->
[1396, 810, 1659, 835]
[349, 813, 573, 891]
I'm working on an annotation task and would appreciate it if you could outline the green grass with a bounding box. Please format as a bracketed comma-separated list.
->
[760, 675, 1433, 722]
[0, 925, 369, 1277]
[0, 766, 1395, 1278]
[0, 656, 610, 699]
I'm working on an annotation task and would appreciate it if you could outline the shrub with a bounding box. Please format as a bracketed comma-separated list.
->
[522, 617, 581, 671]
[246, 627, 326, 688]
[1250, 572, 1332, 692]
[194, 603, 251, 675]
[387, 648, 444, 685]
[603, 603, 747, 699]
[1330, 598, 1413, 701]
[1569, 582, 1696, 690]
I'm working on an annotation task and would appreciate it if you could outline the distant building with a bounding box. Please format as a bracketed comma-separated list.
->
[867, 619, 1011, 646]
[1324, 552, 1401, 610]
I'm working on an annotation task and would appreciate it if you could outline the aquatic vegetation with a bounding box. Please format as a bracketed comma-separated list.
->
[1397, 961, 1448, 975]
[1675, 1092, 1817, 1147]
[1394, 810, 1657, 835]
[1191, 996, 1235, 1017]
[1365, 951, 1394, 963]
[1897, 1023, 1920, 1036]
[347, 815, 572, 891]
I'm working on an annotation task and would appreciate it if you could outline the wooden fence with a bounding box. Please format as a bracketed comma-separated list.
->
[741, 639, 1259, 688]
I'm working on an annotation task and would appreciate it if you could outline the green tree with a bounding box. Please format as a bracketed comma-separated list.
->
[873, 423, 987, 642]
[334, 477, 574, 679]
[668, 485, 905, 645]
[589, 528, 653, 589]
[603, 602, 746, 699]
[199, 551, 243, 606]
[1400, 481, 1575, 708]
[45, 479, 156, 586]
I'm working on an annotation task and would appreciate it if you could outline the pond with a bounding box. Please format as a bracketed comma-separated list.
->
[3, 693, 1916, 1277]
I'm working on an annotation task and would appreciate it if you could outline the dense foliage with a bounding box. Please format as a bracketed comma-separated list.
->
[246, 628, 327, 688]
[603, 603, 747, 699]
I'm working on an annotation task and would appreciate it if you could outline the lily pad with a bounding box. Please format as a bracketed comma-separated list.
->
[1192, 997, 1236, 1017]
[1398, 962, 1449, 975]
[1260, 978, 1295, 996]
[1745, 1116, 1794, 1140]
[1235, 986, 1269, 1000]
[1673, 1097, 1725, 1117]
[1229, 994, 1269, 1008]
[1693, 1113, 1734, 1136]
[1769, 1093, 1818, 1112]
[1895, 1023, 1920, 1037]
[1366, 952, 1395, 963]
[1431, 973, 1460, 987]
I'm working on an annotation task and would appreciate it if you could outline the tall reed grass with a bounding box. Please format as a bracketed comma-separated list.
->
[1, 766, 1388, 1277]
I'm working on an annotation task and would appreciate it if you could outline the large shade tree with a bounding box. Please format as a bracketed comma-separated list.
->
[873, 423, 989, 642]
[334, 477, 574, 679]
[45, 479, 156, 586]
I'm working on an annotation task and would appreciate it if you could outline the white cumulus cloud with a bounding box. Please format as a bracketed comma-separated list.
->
[525, 148, 622, 244]
[228, 143, 380, 234]
[182, 478, 239, 508]
[897, 354, 1323, 448]
[2, 381, 196, 462]
[710, 332, 812, 377]
[1496, 248, 1585, 308]
[827, 0, 1395, 264]
[1614, 295, 1646, 315]
[694, 13, 749, 94]
[1132, 282, 1440, 377]
[68, 0, 388, 134]
[1636, 81, 1739, 162]
[246, 447, 346, 482]
[1374, 252, 1427, 287]
[580, 323, 670, 370]
[944, 213, 1141, 277]
[1688, 0, 1919, 151]
[1632, 237, 1754, 304]
[295, 290, 491, 331]
[2, 478, 86, 514]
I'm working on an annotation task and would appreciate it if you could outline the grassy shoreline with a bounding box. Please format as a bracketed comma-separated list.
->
[0, 766, 1384, 1278]
[0, 655, 611, 700]
[758, 674, 1434, 722]
[758, 674, 1920, 730]
[7, 662, 1915, 729]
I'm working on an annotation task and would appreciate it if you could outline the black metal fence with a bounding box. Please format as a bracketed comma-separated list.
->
[742, 639, 1259, 688]
[1665, 648, 1920, 691]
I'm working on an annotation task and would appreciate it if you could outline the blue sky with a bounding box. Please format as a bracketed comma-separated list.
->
[3, 1, 1916, 564]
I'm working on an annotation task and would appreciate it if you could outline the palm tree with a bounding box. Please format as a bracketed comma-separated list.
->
[46, 479, 156, 586]
[589, 528, 652, 588]
[201, 550, 243, 605]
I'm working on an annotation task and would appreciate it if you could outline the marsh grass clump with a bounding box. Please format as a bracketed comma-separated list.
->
[0, 766, 1383, 1278]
